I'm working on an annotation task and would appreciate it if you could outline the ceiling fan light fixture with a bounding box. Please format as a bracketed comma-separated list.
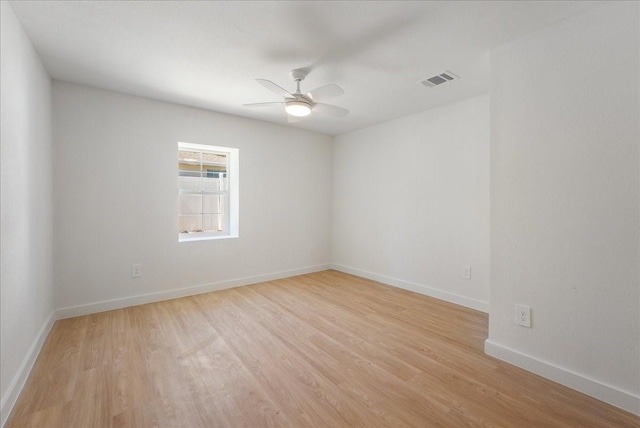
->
[285, 100, 312, 117]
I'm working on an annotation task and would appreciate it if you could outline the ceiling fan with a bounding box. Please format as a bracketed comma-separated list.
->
[243, 69, 348, 123]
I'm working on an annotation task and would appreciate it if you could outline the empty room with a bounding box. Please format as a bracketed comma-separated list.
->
[1, 1, 639, 426]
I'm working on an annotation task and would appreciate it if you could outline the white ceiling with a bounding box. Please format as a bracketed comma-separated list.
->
[9, 0, 603, 136]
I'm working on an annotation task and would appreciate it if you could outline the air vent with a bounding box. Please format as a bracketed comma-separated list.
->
[420, 71, 459, 88]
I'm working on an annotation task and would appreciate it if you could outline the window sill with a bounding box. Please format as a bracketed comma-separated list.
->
[178, 234, 238, 243]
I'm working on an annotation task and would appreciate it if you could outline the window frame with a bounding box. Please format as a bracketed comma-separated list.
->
[178, 142, 239, 242]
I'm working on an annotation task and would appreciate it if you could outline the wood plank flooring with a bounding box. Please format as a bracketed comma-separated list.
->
[7, 270, 640, 427]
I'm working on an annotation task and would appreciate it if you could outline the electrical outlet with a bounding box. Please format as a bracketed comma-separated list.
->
[461, 265, 471, 280]
[132, 263, 142, 278]
[515, 304, 531, 327]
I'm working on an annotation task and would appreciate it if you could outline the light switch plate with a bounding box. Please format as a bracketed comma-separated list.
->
[462, 265, 471, 280]
[515, 304, 531, 327]
[132, 263, 142, 278]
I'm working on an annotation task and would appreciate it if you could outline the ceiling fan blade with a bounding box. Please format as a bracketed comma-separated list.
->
[306, 84, 344, 102]
[242, 102, 284, 107]
[287, 114, 306, 123]
[312, 103, 349, 117]
[256, 79, 294, 99]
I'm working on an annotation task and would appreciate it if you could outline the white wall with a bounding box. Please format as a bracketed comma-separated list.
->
[486, 2, 640, 414]
[0, 2, 55, 424]
[53, 82, 332, 314]
[332, 94, 490, 311]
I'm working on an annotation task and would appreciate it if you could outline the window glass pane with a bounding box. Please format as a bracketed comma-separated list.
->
[202, 175, 227, 192]
[178, 151, 202, 171]
[179, 194, 202, 215]
[179, 170, 202, 178]
[202, 214, 224, 232]
[179, 176, 201, 192]
[202, 152, 226, 165]
[178, 215, 202, 234]
[178, 150, 203, 192]
[202, 194, 225, 214]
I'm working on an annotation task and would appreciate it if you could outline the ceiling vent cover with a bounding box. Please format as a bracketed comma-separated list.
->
[420, 71, 459, 88]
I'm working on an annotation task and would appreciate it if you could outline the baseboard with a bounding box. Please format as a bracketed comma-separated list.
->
[484, 339, 640, 416]
[56, 264, 332, 319]
[1, 311, 56, 427]
[330, 264, 489, 313]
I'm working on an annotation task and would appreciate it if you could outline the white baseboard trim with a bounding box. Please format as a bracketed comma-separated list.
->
[56, 264, 332, 319]
[1, 311, 56, 427]
[484, 339, 640, 416]
[330, 264, 489, 313]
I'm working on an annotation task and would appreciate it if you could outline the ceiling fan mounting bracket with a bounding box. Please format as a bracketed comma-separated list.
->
[290, 68, 309, 82]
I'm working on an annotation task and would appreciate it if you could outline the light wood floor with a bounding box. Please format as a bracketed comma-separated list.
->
[7, 270, 640, 427]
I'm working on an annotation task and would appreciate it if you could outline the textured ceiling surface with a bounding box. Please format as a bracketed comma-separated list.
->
[10, 1, 602, 136]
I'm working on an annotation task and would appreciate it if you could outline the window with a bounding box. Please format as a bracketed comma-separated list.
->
[178, 142, 239, 242]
